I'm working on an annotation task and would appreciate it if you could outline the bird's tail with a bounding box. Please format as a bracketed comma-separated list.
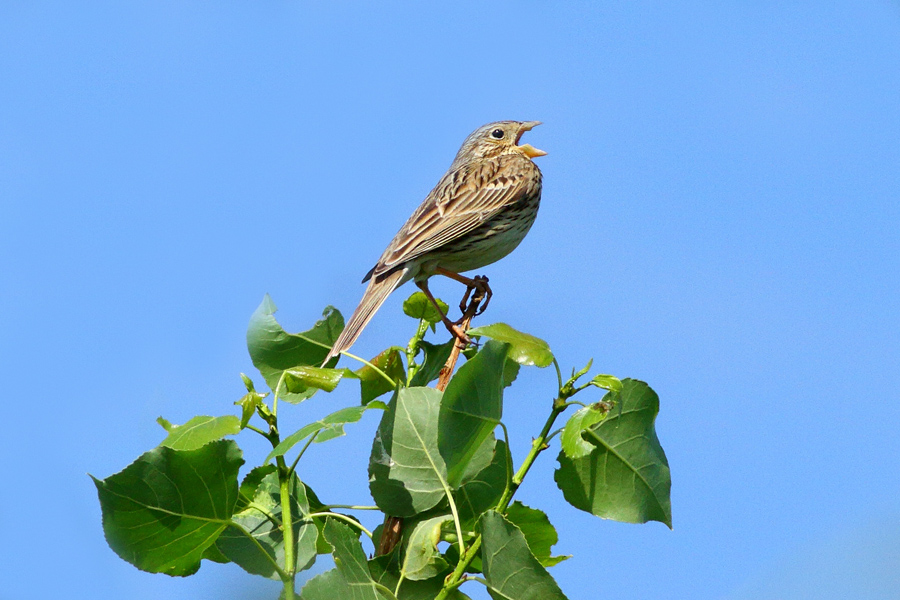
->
[324, 268, 407, 364]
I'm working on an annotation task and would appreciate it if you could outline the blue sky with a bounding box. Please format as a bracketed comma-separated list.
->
[2, 2, 898, 599]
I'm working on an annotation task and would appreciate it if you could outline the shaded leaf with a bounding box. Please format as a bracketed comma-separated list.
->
[455, 440, 510, 523]
[480, 511, 568, 600]
[300, 520, 386, 600]
[505, 502, 569, 568]
[247, 296, 344, 403]
[409, 339, 455, 387]
[158, 415, 242, 451]
[439, 341, 508, 487]
[267, 404, 382, 463]
[92, 440, 243, 577]
[468, 323, 553, 368]
[403, 292, 449, 324]
[560, 404, 611, 459]
[356, 347, 405, 404]
[369, 388, 448, 517]
[216, 471, 318, 579]
[555, 379, 672, 528]
[369, 556, 471, 600]
[400, 515, 452, 581]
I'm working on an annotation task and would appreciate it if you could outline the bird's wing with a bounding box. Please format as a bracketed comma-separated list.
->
[370, 155, 537, 278]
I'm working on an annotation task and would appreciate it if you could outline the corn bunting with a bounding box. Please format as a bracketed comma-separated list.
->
[325, 120, 546, 362]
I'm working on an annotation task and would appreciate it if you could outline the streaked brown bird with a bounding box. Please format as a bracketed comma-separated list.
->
[325, 120, 546, 362]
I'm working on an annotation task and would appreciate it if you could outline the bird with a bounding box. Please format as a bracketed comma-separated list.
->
[325, 120, 546, 363]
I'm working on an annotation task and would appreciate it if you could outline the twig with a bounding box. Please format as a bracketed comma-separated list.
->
[375, 281, 487, 557]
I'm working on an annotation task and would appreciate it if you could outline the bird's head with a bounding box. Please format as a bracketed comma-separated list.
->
[451, 121, 547, 167]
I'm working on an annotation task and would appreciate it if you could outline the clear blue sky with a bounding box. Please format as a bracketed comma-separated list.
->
[2, 2, 898, 599]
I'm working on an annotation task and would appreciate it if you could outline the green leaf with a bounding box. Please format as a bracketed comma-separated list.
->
[158, 415, 242, 451]
[246, 295, 345, 403]
[235, 389, 268, 428]
[369, 556, 471, 600]
[357, 347, 405, 404]
[282, 365, 347, 396]
[554, 379, 672, 528]
[439, 341, 509, 487]
[505, 502, 569, 568]
[502, 358, 520, 388]
[468, 323, 554, 368]
[590, 374, 623, 392]
[235, 464, 277, 511]
[480, 510, 569, 600]
[300, 520, 385, 600]
[216, 471, 318, 579]
[266, 404, 381, 463]
[559, 404, 611, 459]
[400, 515, 452, 581]
[92, 440, 243, 577]
[403, 291, 449, 324]
[369, 388, 448, 517]
[455, 440, 510, 523]
[409, 339, 455, 387]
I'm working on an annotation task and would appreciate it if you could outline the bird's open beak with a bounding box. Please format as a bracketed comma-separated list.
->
[516, 121, 547, 158]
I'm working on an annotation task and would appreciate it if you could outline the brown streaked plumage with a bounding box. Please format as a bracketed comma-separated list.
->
[325, 120, 546, 362]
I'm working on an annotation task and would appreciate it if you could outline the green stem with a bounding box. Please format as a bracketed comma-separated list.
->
[276, 455, 296, 595]
[406, 318, 429, 384]
[436, 395, 570, 600]
[495, 398, 567, 511]
[321, 504, 381, 511]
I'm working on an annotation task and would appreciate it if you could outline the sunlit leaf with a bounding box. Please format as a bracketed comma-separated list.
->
[559, 404, 611, 459]
[589, 374, 623, 392]
[92, 440, 243, 577]
[555, 379, 672, 528]
[403, 291, 449, 324]
[356, 347, 405, 404]
[246, 295, 344, 403]
[266, 404, 382, 463]
[468, 323, 554, 368]
[282, 365, 347, 395]
[158, 415, 242, 451]
[235, 390, 267, 429]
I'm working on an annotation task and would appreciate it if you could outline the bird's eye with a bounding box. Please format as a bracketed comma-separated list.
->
[491, 128, 504, 139]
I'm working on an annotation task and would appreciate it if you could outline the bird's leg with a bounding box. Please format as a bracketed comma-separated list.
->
[415, 279, 471, 346]
[434, 268, 493, 317]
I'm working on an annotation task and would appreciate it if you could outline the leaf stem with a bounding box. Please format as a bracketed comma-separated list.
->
[552, 357, 564, 390]
[321, 504, 381, 511]
[308, 512, 373, 539]
[244, 423, 271, 439]
[288, 430, 320, 476]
